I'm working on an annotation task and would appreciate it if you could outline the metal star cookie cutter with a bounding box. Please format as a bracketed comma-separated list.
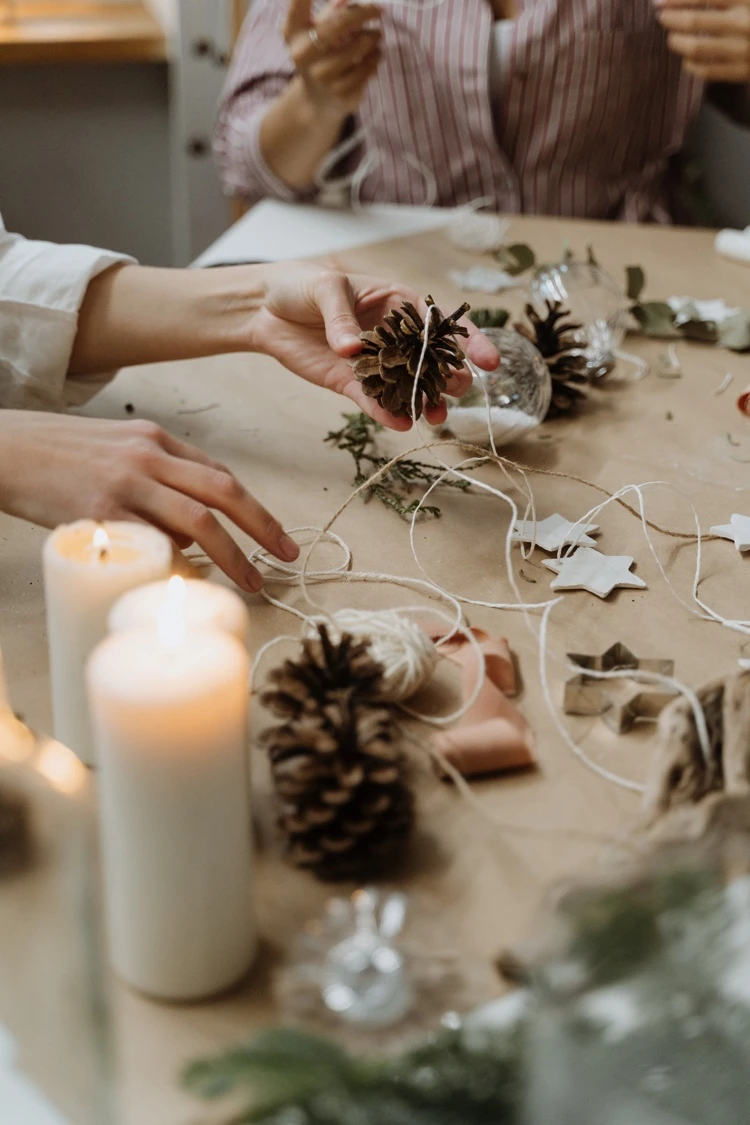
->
[563, 642, 677, 735]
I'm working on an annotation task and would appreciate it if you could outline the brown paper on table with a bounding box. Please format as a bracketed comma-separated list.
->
[430, 628, 536, 778]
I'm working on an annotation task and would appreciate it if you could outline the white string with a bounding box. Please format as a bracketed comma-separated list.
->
[249, 309, 744, 801]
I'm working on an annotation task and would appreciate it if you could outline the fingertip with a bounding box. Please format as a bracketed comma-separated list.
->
[336, 332, 363, 356]
[243, 566, 264, 593]
[467, 336, 500, 371]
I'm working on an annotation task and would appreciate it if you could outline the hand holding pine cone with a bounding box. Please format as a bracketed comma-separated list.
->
[352, 296, 469, 421]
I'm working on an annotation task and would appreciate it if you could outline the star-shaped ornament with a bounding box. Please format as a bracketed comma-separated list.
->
[543, 547, 647, 599]
[710, 514, 750, 553]
[564, 644, 677, 733]
[511, 514, 599, 553]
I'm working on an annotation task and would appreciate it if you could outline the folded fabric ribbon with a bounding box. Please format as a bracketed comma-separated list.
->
[430, 628, 536, 779]
[738, 385, 750, 417]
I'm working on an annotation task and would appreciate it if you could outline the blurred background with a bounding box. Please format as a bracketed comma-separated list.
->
[0, 0, 748, 269]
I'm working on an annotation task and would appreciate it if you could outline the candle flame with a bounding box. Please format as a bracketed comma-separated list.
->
[158, 575, 188, 651]
[36, 738, 87, 795]
[93, 527, 110, 559]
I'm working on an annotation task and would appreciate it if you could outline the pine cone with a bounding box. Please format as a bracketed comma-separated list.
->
[353, 296, 470, 421]
[261, 625, 414, 882]
[515, 300, 589, 418]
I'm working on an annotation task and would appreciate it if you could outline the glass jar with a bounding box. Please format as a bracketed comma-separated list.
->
[442, 327, 551, 448]
[531, 259, 631, 377]
[0, 670, 115, 1125]
[525, 831, 750, 1125]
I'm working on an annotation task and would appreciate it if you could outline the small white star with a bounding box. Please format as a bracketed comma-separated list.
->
[543, 547, 647, 599]
[511, 514, 599, 553]
[710, 514, 750, 553]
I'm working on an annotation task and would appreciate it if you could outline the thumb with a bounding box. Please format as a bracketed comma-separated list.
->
[314, 272, 363, 356]
[284, 0, 313, 38]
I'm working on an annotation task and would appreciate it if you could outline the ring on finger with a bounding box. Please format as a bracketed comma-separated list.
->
[308, 25, 324, 49]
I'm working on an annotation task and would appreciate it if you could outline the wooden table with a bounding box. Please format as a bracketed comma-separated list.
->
[2, 214, 750, 1123]
[0, 2, 166, 66]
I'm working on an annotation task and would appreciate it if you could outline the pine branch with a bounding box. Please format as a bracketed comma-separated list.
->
[183, 1025, 522, 1125]
[325, 414, 471, 520]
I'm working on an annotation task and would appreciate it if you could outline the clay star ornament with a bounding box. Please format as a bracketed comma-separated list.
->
[543, 547, 647, 599]
[710, 514, 750, 553]
[511, 513, 599, 553]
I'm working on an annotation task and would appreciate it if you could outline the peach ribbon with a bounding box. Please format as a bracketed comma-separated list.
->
[430, 628, 536, 779]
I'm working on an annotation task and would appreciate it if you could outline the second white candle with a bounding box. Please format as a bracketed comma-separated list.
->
[87, 584, 255, 1001]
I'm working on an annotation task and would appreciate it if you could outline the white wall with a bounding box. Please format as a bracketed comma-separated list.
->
[0, 63, 173, 265]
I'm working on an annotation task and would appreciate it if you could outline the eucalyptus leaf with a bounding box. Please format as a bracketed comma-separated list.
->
[632, 301, 681, 339]
[625, 265, 645, 302]
[493, 242, 536, 276]
[680, 318, 719, 345]
[468, 307, 510, 329]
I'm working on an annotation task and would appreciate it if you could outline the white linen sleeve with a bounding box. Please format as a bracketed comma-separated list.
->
[0, 216, 135, 412]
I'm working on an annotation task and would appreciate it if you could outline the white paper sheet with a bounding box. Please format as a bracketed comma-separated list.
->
[0, 1025, 69, 1123]
[193, 200, 459, 267]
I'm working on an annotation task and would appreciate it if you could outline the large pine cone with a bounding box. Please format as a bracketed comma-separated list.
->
[353, 296, 470, 421]
[261, 626, 414, 882]
[515, 300, 589, 418]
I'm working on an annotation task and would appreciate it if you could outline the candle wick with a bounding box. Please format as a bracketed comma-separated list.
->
[99, 547, 108, 562]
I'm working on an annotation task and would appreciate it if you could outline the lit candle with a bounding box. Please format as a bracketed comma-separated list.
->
[86, 578, 255, 1001]
[43, 521, 172, 767]
[109, 578, 249, 647]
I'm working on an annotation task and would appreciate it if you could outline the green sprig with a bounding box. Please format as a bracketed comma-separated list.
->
[325, 414, 472, 520]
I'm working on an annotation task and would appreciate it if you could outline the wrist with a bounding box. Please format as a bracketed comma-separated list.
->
[189, 265, 271, 355]
[290, 74, 350, 127]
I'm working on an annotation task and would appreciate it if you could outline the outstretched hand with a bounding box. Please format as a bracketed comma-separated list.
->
[252, 267, 501, 430]
[656, 0, 750, 82]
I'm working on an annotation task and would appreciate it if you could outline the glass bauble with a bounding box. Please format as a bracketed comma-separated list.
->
[531, 259, 631, 377]
[441, 327, 551, 448]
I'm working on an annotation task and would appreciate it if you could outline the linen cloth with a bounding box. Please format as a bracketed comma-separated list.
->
[216, 0, 704, 222]
[0, 214, 133, 411]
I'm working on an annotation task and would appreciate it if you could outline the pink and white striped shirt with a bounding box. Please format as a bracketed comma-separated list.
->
[215, 0, 704, 222]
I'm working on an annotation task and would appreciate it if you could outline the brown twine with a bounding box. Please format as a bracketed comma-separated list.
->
[317, 436, 718, 543]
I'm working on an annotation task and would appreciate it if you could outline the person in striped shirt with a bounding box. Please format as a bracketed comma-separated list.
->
[216, 0, 750, 223]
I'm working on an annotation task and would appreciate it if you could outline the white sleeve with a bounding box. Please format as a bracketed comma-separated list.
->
[0, 214, 135, 412]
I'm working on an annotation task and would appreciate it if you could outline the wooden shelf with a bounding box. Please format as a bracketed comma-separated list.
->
[0, 2, 167, 65]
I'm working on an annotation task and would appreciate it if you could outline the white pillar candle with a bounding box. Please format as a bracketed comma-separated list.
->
[43, 521, 172, 768]
[86, 579, 255, 1001]
[109, 578, 249, 647]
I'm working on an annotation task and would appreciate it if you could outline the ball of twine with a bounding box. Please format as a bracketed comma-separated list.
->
[448, 211, 510, 255]
[307, 609, 439, 703]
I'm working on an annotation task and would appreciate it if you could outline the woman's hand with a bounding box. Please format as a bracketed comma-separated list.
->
[656, 0, 750, 82]
[252, 267, 501, 430]
[0, 412, 299, 592]
[284, 0, 382, 115]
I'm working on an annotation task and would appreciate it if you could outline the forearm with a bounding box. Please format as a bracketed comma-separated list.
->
[259, 77, 348, 191]
[68, 263, 272, 375]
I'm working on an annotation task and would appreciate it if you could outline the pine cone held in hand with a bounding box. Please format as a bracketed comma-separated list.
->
[515, 300, 589, 417]
[353, 296, 470, 420]
[261, 626, 414, 882]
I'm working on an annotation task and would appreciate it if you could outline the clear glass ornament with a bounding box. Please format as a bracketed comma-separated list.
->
[525, 829, 750, 1125]
[442, 327, 551, 448]
[0, 671, 115, 1125]
[276, 887, 496, 1051]
[531, 259, 631, 378]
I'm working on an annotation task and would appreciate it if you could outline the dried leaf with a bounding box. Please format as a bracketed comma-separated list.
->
[632, 301, 681, 339]
[625, 265, 646, 302]
[493, 242, 536, 276]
